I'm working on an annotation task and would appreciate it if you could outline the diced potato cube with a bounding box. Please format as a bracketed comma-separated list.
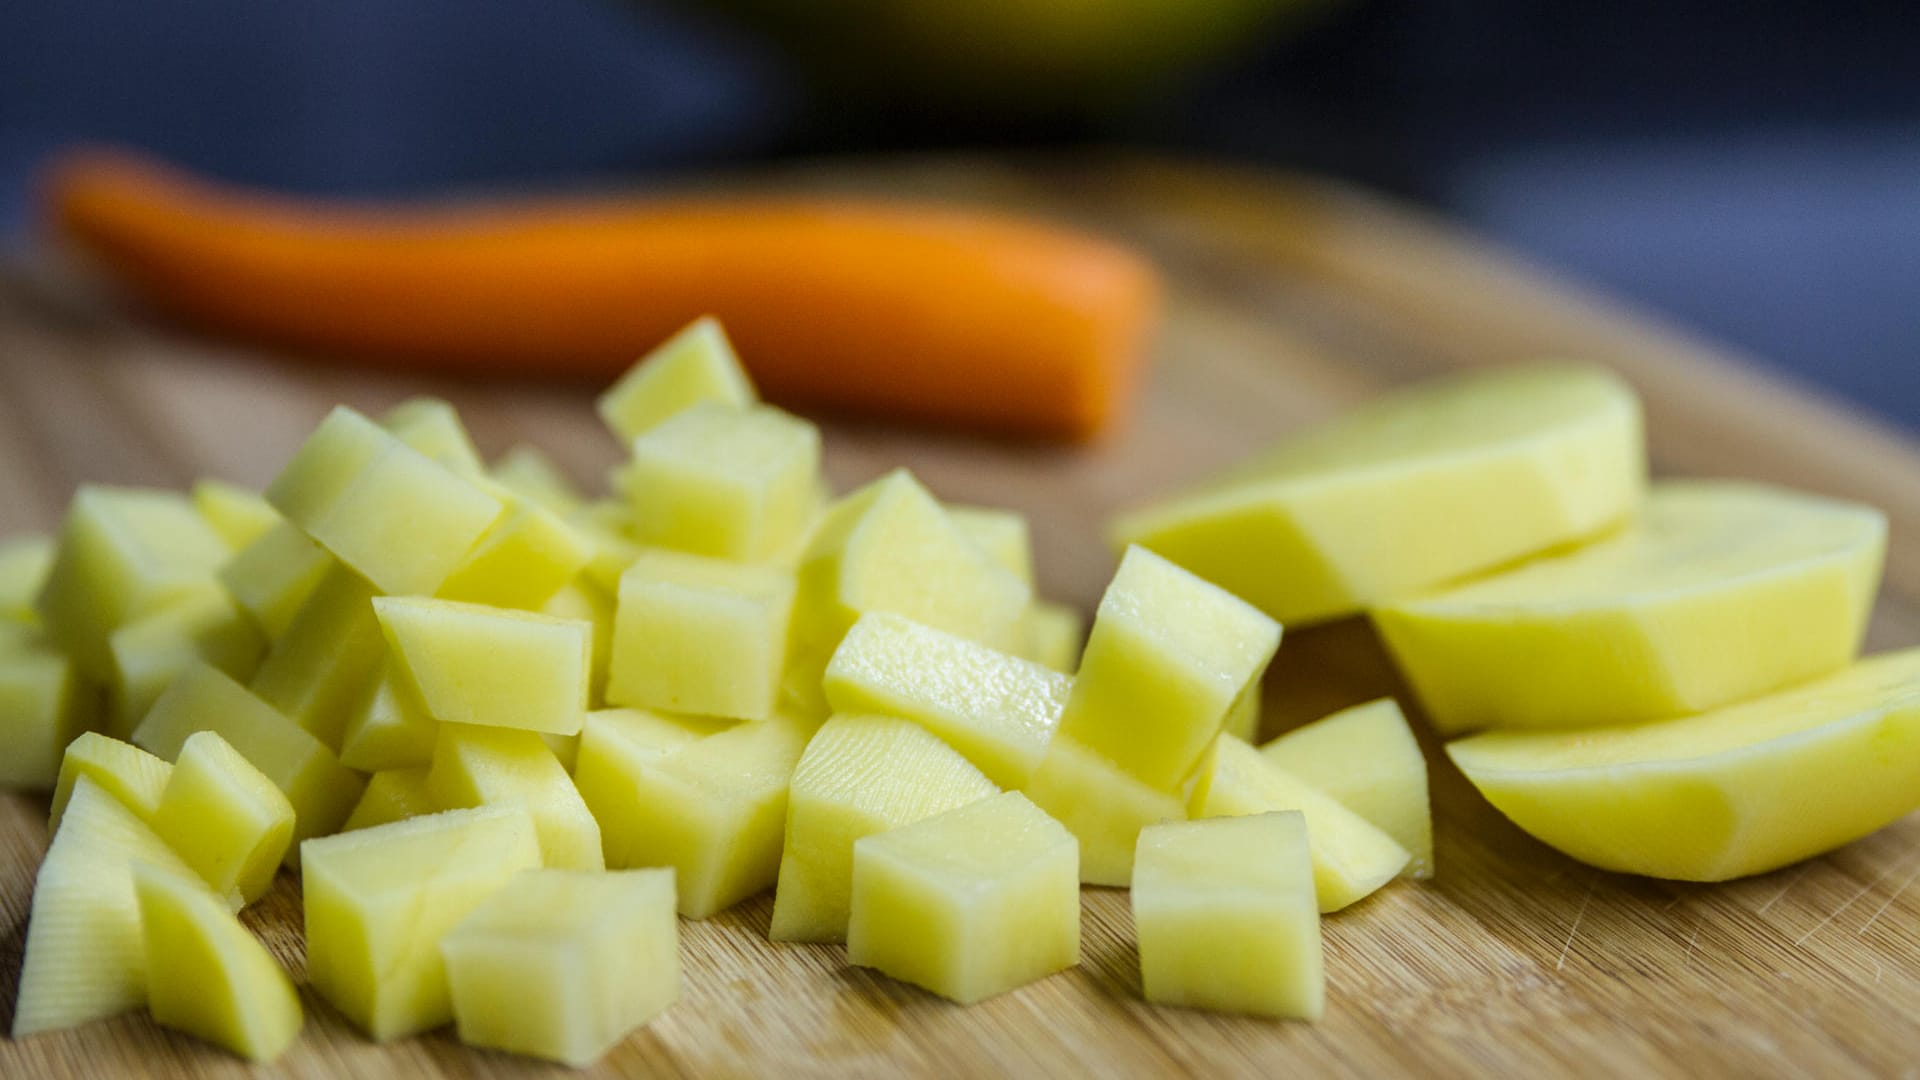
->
[542, 731, 580, 773]
[597, 316, 756, 443]
[133, 862, 304, 1062]
[0, 632, 98, 790]
[382, 397, 486, 477]
[543, 580, 616, 707]
[575, 709, 810, 918]
[302, 805, 541, 1041]
[436, 495, 588, 611]
[1190, 734, 1408, 912]
[491, 444, 585, 516]
[0, 534, 53, 622]
[823, 612, 1067, 788]
[1262, 698, 1431, 878]
[848, 791, 1078, 1003]
[770, 714, 998, 943]
[1375, 481, 1886, 733]
[265, 405, 503, 596]
[106, 586, 263, 737]
[375, 597, 590, 735]
[35, 486, 229, 678]
[343, 766, 434, 832]
[1133, 813, 1322, 1020]
[134, 662, 366, 852]
[427, 724, 603, 871]
[794, 470, 1031, 670]
[948, 505, 1035, 587]
[1019, 600, 1083, 673]
[441, 868, 680, 1066]
[191, 480, 281, 550]
[249, 564, 385, 750]
[51, 732, 171, 832]
[1223, 681, 1262, 742]
[12, 777, 213, 1036]
[152, 730, 297, 905]
[1057, 546, 1280, 790]
[338, 664, 437, 772]
[621, 402, 822, 562]
[1110, 363, 1645, 625]
[569, 500, 645, 594]
[1022, 735, 1185, 887]
[608, 551, 795, 721]
[218, 522, 333, 640]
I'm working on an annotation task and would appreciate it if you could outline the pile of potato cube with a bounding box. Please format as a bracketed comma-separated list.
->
[3, 318, 1429, 1065]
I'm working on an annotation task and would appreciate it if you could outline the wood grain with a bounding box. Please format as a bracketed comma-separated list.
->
[2, 156, 1918, 1079]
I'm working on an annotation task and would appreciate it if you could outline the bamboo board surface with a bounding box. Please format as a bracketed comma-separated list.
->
[1, 156, 1918, 1078]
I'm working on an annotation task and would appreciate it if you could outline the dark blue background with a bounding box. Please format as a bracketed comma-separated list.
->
[4, 0, 1915, 430]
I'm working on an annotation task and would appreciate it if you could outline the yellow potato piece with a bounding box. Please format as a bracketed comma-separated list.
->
[218, 522, 333, 641]
[51, 732, 171, 833]
[823, 612, 1068, 788]
[374, 596, 590, 735]
[770, 714, 998, 943]
[848, 791, 1079, 1004]
[1377, 481, 1886, 733]
[1223, 681, 1262, 742]
[134, 661, 366, 854]
[608, 550, 796, 722]
[426, 724, 603, 871]
[597, 316, 756, 443]
[441, 868, 680, 1067]
[301, 804, 541, 1041]
[1190, 734, 1409, 912]
[1017, 735, 1185, 887]
[13, 777, 214, 1037]
[152, 730, 296, 906]
[1111, 363, 1644, 625]
[343, 765, 435, 832]
[35, 485, 229, 679]
[1447, 646, 1920, 881]
[569, 499, 646, 595]
[265, 405, 503, 596]
[948, 505, 1035, 588]
[542, 579, 616, 707]
[190, 479, 281, 551]
[1018, 600, 1084, 673]
[490, 444, 585, 516]
[1262, 698, 1433, 878]
[338, 663, 438, 772]
[793, 469, 1031, 671]
[106, 585, 263, 737]
[248, 562, 385, 750]
[133, 862, 303, 1062]
[1133, 812, 1322, 1020]
[0, 631, 97, 790]
[0, 534, 53, 623]
[435, 494, 589, 612]
[621, 401, 823, 563]
[575, 709, 810, 918]
[382, 397, 486, 477]
[1057, 546, 1280, 790]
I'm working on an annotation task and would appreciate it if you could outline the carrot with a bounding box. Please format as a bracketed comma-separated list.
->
[44, 149, 1160, 441]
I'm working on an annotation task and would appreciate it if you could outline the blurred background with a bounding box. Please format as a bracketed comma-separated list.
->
[3, 0, 1915, 428]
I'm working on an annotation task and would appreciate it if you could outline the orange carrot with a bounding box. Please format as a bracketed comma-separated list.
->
[45, 149, 1160, 441]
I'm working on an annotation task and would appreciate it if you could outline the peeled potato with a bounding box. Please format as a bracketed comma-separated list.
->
[1377, 481, 1885, 734]
[1448, 647, 1920, 881]
[1110, 363, 1644, 625]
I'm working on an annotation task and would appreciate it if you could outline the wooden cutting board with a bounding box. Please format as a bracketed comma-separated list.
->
[2, 157, 1917, 1079]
